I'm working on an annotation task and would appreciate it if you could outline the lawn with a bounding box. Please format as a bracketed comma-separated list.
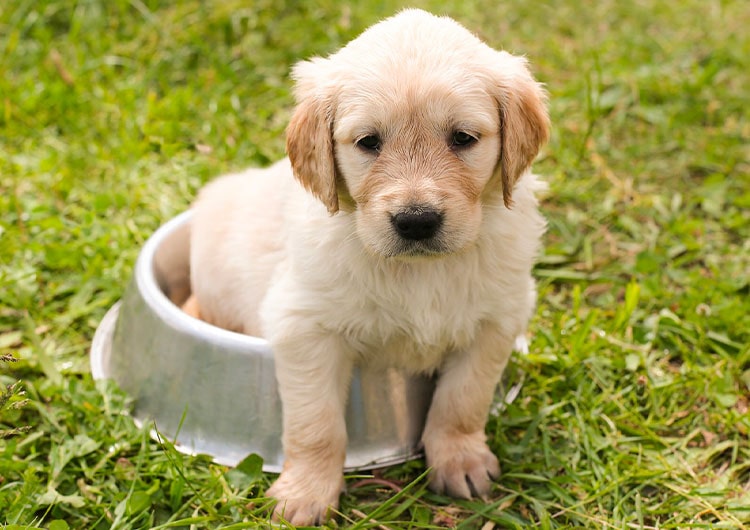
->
[1, 0, 749, 528]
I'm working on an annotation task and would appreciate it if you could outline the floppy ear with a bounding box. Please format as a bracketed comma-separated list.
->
[490, 52, 550, 208]
[286, 59, 340, 214]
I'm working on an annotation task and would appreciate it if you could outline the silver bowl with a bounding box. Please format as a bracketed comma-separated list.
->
[90, 211, 524, 472]
[90, 211, 438, 472]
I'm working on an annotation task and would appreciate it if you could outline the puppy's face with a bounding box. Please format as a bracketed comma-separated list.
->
[286, 10, 549, 259]
[334, 76, 500, 258]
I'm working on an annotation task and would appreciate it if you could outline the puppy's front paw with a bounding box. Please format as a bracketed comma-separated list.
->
[424, 430, 500, 499]
[267, 466, 344, 526]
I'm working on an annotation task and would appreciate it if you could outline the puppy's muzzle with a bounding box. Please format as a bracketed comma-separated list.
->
[390, 206, 443, 241]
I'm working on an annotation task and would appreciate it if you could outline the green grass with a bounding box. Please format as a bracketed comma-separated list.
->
[1, 0, 749, 528]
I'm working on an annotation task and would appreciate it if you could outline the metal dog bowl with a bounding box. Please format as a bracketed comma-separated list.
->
[90, 211, 525, 472]
[90, 211, 440, 472]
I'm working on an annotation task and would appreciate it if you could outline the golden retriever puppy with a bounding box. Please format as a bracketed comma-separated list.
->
[188, 8, 549, 525]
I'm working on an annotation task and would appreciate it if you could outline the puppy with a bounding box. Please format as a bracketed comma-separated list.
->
[187, 9, 549, 525]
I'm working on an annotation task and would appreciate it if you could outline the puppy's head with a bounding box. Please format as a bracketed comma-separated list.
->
[287, 9, 549, 258]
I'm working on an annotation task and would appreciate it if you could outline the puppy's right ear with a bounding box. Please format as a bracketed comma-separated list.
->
[286, 59, 339, 214]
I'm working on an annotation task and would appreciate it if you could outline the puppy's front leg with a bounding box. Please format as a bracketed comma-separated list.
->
[266, 330, 353, 526]
[422, 323, 515, 499]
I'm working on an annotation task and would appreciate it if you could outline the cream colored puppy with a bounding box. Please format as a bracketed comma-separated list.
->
[188, 9, 549, 525]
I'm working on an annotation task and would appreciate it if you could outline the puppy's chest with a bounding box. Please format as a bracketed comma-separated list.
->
[335, 268, 490, 371]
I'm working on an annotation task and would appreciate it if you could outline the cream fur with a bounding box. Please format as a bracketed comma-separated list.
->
[188, 9, 549, 526]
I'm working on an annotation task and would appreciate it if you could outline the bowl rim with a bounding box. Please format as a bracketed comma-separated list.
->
[135, 210, 272, 356]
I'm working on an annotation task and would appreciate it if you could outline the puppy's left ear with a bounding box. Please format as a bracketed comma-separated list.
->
[489, 52, 550, 207]
[286, 59, 340, 214]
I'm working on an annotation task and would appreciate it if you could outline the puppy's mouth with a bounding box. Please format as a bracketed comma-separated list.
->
[386, 239, 449, 259]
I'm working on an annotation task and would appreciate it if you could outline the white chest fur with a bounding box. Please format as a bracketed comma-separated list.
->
[264, 217, 535, 374]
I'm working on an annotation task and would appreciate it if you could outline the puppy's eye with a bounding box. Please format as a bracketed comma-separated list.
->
[356, 134, 382, 152]
[451, 131, 478, 148]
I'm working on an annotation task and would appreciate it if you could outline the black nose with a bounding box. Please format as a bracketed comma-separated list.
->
[391, 208, 443, 240]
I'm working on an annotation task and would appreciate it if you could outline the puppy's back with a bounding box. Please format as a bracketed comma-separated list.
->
[189, 160, 293, 335]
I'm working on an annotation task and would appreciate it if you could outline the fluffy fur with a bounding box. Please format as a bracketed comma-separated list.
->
[187, 9, 549, 525]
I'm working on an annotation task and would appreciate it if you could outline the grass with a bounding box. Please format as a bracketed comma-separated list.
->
[1, 0, 749, 527]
